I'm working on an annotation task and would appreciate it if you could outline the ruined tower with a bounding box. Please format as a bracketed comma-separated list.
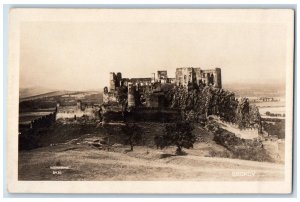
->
[109, 72, 116, 92]
[157, 70, 168, 83]
[116, 72, 122, 88]
[151, 73, 156, 83]
[175, 67, 222, 88]
[214, 68, 222, 88]
[127, 82, 136, 108]
[175, 67, 195, 87]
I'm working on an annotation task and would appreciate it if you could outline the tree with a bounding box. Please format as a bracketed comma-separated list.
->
[249, 105, 263, 133]
[236, 98, 250, 129]
[122, 123, 143, 151]
[162, 122, 196, 155]
[164, 84, 261, 132]
[235, 98, 262, 132]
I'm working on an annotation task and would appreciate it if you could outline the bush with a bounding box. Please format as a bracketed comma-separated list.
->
[262, 120, 285, 139]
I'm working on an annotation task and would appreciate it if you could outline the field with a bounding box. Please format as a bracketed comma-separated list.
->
[257, 103, 285, 117]
[254, 98, 286, 120]
[259, 107, 285, 115]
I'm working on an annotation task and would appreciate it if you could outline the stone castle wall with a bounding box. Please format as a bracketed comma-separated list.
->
[56, 103, 97, 120]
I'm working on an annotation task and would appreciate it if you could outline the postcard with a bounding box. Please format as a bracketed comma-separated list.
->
[7, 8, 294, 193]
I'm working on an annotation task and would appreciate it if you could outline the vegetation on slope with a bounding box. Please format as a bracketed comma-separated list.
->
[165, 84, 262, 131]
[205, 119, 272, 162]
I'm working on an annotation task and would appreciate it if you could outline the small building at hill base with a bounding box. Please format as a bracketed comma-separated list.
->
[55, 100, 98, 120]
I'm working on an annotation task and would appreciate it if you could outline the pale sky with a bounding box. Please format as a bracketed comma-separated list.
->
[19, 9, 292, 91]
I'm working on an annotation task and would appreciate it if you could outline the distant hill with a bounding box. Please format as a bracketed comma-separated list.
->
[20, 90, 78, 102]
[19, 86, 103, 101]
[19, 87, 58, 99]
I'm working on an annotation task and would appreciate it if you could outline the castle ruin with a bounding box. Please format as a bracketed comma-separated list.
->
[103, 67, 222, 108]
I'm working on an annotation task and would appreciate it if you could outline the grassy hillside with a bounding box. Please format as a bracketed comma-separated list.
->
[19, 142, 284, 181]
[20, 122, 213, 149]
[19, 121, 284, 181]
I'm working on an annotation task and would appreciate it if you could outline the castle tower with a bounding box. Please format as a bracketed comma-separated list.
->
[127, 82, 136, 108]
[214, 68, 222, 88]
[175, 67, 194, 87]
[157, 70, 168, 83]
[116, 72, 122, 87]
[109, 72, 116, 92]
[151, 73, 156, 83]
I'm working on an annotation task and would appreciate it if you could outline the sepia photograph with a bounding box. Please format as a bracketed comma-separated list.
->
[7, 8, 294, 193]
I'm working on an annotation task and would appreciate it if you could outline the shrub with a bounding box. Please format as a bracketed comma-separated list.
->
[262, 120, 285, 139]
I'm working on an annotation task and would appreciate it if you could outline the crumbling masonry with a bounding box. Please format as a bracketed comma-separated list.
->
[103, 67, 222, 108]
